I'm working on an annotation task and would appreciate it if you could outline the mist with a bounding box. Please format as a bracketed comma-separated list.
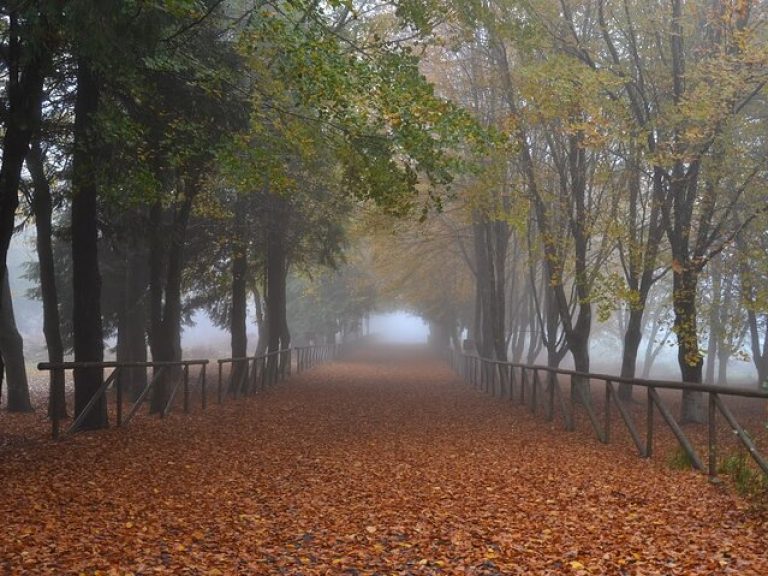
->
[368, 312, 430, 344]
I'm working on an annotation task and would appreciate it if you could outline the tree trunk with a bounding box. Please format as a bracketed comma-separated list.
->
[704, 260, 722, 385]
[0, 267, 33, 412]
[717, 346, 729, 386]
[704, 327, 718, 385]
[512, 285, 531, 363]
[746, 309, 768, 389]
[428, 321, 451, 348]
[542, 283, 562, 367]
[117, 242, 148, 401]
[569, 336, 591, 404]
[230, 241, 247, 393]
[279, 286, 292, 374]
[265, 233, 286, 354]
[618, 309, 643, 401]
[27, 140, 66, 417]
[253, 287, 268, 356]
[265, 199, 288, 377]
[149, 190, 193, 413]
[71, 57, 106, 429]
[472, 215, 508, 361]
[673, 267, 705, 423]
[0, 11, 47, 294]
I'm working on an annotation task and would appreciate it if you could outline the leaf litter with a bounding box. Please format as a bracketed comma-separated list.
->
[1, 348, 766, 575]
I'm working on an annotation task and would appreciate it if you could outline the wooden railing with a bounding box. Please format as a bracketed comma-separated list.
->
[38, 359, 209, 439]
[295, 343, 340, 374]
[447, 349, 768, 479]
[216, 348, 292, 401]
[37, 344, 341, 440]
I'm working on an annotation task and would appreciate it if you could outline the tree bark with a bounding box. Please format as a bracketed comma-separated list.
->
[116, 241, 148, 401]
[704, 262, 722, 385]
[253, 286, 268, 355]
[0, 11, 47, 294]
[617, 165, 664, 402]
[618, 310, 643, 401]
[673, 267, 705, 423]
[737, 228, 768, 388]
[279, 285, 292, 374]
[746, 309, 767, 388]
[265, 198, 289, 376]
[717, 346, 729, 386]
[230, 238, 248, 393]
[71, 57, 106, 429]
[0, 267, 33, 412]
[149, 189, 193, 413]
[27, 141, 67, 417]
[472, 214, 508, 361]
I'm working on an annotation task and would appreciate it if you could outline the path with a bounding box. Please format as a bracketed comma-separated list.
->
[1, 347, 766, 575]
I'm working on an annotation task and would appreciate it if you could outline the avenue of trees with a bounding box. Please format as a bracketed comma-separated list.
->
[374, 0, 768, 423]
[0, 0, 478, 425]
[2, 0, 768, 427]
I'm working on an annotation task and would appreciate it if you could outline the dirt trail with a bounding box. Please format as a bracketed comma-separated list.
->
[1, 346, 766, 575]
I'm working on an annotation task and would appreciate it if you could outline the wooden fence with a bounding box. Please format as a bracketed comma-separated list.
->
[295, 344, 340, 373]
[447, 350, 768, 480]
[38, 344, 340, 440]
[38, 359, 208, 439]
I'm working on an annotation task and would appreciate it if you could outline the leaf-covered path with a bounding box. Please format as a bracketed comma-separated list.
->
[2, 347, 766, 575]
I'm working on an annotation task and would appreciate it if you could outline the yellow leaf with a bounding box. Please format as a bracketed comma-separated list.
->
[569, 560, 585, 570]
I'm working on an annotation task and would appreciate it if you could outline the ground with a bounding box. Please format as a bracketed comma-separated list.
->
[1, 347, 767, 575]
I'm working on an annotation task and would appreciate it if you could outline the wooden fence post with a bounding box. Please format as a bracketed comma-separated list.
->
[645, 387, 654, 458]
[51, 367, 62, 439]
[218, 362, 223, 404]
[116, 369, 123, 427]
[604, 380, 611, 444]
[708, 392, 717, 479]
[183, 364, 190, 414]
[201, 363, 207, 410]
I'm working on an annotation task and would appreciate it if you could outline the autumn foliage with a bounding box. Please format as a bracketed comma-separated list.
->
[1, 348, 766, 574]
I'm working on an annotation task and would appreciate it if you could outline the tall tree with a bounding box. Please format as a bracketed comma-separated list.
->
[70, 52, 105, 428]
[0, 266, 32, 411]
[26, 139, 66, 416]
[0, 4, 51, 292]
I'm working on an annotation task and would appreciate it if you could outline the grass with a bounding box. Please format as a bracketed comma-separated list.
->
[718, 451, 768, 501]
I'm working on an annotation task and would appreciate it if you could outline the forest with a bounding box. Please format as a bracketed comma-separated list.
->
[3, 1, 768, 574]
[1, 0, 768, 430]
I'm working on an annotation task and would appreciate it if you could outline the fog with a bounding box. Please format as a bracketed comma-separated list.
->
[3, 232, 761, 387]
[6, 234, 432, 358]
[368, 312, 430, 344]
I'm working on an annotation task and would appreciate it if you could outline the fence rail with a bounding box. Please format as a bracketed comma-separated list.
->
[217, 348, 292, 401]
[38, 359, 209, 439]
[37, 344, 340, 440]
[295, 344, 340, 373]
[447, 349, 768, 479]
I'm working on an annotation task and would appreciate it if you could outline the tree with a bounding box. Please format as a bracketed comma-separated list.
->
[26, 138, 66, 416]
[584, 0, 767, 420]
[366, 208, 473, 350]
[0, 266, 32, 411]
[0, 3, 51, 293]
